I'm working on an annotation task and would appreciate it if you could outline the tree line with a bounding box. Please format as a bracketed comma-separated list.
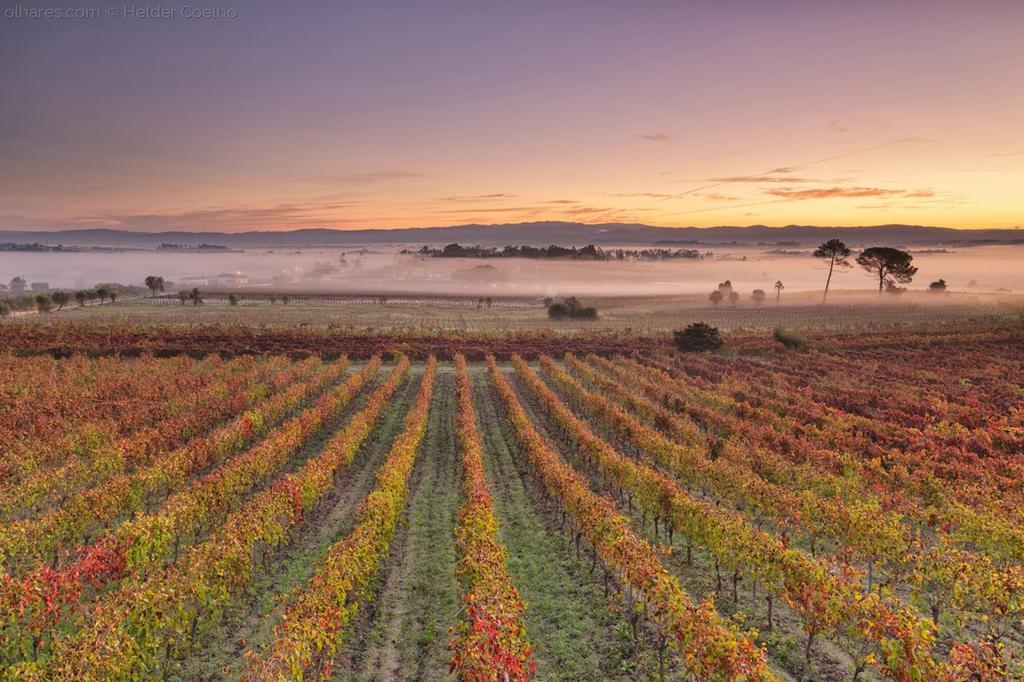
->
[0, 281, 128, 316]
[412, 243, 703, 261]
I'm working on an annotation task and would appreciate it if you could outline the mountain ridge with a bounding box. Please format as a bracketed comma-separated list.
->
[2, 222, 1022, 248]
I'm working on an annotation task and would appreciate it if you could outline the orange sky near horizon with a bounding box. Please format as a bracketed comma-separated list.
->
[1, 1, 1021, 232]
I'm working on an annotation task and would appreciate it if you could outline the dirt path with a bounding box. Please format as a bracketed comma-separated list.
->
[470, 366, 649, 681]
[180, 367, 422, 680]
[342, 370, 461, 682]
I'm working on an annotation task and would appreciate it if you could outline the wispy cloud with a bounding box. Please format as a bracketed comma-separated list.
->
[988, 150, 1024, 157]
[564, 205, 638, 215]
[708, 175, 815, 184]
[766, 186, 925, 200]
[79, 201, 361, 231]
[436, 193, 517, 202]
[435, 206, 543, 214]
[635, 132, 672, 143]
[599, 191, 679, 199]
[673, 138, 918, 198]
[703, 193, 741, 201]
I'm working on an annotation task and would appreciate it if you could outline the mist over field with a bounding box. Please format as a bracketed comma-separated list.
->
[2, 244, 1021, 297]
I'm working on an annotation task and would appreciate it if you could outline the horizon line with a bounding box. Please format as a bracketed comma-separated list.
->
[3, 221, 1024, 236]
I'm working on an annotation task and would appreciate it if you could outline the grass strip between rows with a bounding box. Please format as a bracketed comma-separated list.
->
[245, 356, 437, 681]
[488, 356, 773, 682]
[11, 357, 412, 680]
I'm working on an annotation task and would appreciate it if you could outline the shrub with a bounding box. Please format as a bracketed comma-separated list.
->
[773, 326, 808, 351]
[673, 322, 724, 352]
[547, 297, 598, 320]
[547, 302, 570, 319]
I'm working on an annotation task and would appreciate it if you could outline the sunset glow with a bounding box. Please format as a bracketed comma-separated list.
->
[1, 1, 1021, 232]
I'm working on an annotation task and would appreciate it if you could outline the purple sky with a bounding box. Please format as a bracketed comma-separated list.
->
[1, 0, 1022, 231]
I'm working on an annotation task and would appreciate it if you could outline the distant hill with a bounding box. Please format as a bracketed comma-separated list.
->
[1, 222, 1021, 248]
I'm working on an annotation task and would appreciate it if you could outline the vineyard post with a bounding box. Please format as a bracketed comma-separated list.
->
[657, 634, 668, 682]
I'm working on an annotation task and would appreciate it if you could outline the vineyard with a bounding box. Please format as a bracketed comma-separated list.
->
[0, 323, 1022, 680]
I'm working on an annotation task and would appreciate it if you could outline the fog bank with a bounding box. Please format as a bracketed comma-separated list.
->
[1, 245, 1021, 297]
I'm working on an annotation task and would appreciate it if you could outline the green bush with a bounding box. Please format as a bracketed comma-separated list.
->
[673, 322, 723, 352]
[547, 298, 598, 320]
[773, 326, 808, 351]
[574, 306, 598, 320]
[547, 302, 570, 319]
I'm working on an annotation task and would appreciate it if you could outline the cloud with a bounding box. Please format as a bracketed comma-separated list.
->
[432, 201, 652, 224]
[709, 176, 815, 184]
[436, 193, 518, 202]
[770, 184, 905, 197]
[81, 201, 361, 231]
[703, 193, 741, 201]
[560, 207, 658, 224]
[635, 132, 672, 143]
[674, 138, 918, 197]
[600, 191, 679, 199]
[989, 150, 1024, 157]
[904, 190, 936, 198]
[436, 206, 544, 214]
[563, 206, 621, 215]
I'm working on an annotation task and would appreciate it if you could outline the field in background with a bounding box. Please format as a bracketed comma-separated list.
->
[5, 289, 1022, 333]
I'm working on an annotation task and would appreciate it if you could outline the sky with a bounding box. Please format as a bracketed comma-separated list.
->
[1, 0, 1022, 232]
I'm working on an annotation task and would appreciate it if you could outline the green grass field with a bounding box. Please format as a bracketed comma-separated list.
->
[7, 290, 1022, 333]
